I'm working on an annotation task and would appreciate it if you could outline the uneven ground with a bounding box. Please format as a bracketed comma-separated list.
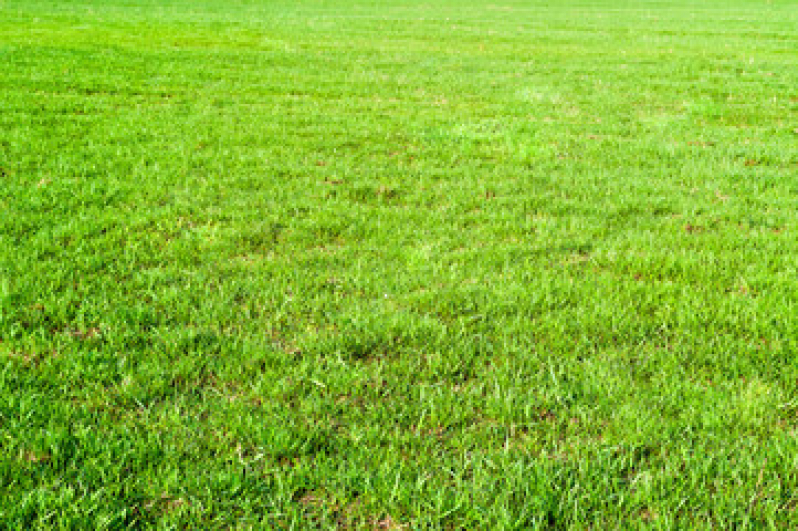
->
[2, 0, 798, 528]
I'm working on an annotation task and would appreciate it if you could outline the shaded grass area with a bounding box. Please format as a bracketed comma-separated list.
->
[2, 0, 798, 527]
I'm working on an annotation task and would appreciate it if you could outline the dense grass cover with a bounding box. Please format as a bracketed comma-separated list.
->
[2, 0, 798, 527]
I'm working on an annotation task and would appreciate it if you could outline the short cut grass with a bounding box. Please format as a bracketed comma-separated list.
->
[2, 0, 798, 528]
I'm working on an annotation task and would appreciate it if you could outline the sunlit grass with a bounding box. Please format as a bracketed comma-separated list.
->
[2, 0, 798, 527]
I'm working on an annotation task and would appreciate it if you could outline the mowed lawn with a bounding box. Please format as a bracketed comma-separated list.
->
[2, 0, 798, 528]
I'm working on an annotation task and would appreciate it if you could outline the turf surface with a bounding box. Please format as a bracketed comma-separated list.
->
[2, 0, 798, 528]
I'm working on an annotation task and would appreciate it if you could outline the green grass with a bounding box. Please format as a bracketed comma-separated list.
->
[2, 0, 798, 527]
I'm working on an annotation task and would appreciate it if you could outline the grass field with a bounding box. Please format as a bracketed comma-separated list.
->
[2, 0, 798, 528]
